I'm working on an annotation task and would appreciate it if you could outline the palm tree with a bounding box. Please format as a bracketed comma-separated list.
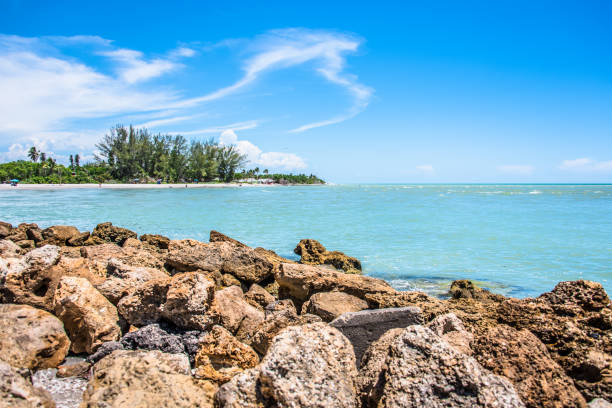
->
[69, 155, 74, 169]
[75, 154, 80, 168]
[28, 147, 39, 162]
[40, 152, 46, 163]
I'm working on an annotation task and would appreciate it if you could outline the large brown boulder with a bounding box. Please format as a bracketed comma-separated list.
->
[116, 278, 171, 327]
[87, 222, 137, 246]
[80, 350, 216, 407]
[94, 258, 169, 304]
[0, 221, 11, 238]
[209, 231, 247, 247]
[356, 324, 525, 408]
[474, 324, 587, 408]
[6, 223, 41, 244]
[140, 233, 170, 249]
[0, 304, 70, 370]
[208, 286, 264, 343]
[294, 239, 362, 273]
[0, 360, 55, 408]
[497, 280, 612, 401]
[217, 322, 357, 408]
[53, 276, 121, 354]
[275, 262, 395, 306]
[80, 243, 165, 270]
[40, 225, 81, 247]
[166, 240, 275, 284]
[301, 291, 369, 322]
[0, 239, 23, 257]
[195, 325, 259, 384]
[162, 272, 216, 330]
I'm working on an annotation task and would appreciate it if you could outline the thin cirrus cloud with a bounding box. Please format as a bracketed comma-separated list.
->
[559, 158, 612, 172]
[416, 164, 435, 174]
[0, 29, 370, 167]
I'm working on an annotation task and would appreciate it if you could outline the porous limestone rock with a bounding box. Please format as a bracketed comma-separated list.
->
[165, 240, 274, 283]
[301, 291, 369, 322]
[209, 231, 247, 247]
[88, 222, 137, 246]
[356, 325, 525, 408]
[161, 272, 215, 330]
[116, 277, 170, 326]
[208, 286, 264, 343]
[80, 350, 216, 408]
[473, 324, 587, 408]
[0, 304, 70, 370]
[0, 221, 11, 238]
[94, 258, 169, 304]
[251, 301, 321, 355]
[427, 312, 474, 355]
[330, 306, 423, 362]
[294, 238, 362, 273]
[0, 239, 22, 257]
[53, 276, 121, 354]
[217, 322, 357, 408]
[0, 360, 55, 408]
[195, 325, 259, 384]
[120, 324, 185, 355]
[40, 226, 81, 247]
[80, 243, 164, 270]
[276, 262, 395, 305]
[244, 283, 275, 309]
[139, 233, 170, 249]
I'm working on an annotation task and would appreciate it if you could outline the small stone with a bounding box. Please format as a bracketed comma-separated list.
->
[302, 291, 369, 322]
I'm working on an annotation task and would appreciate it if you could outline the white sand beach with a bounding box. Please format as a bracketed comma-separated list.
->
[0, 183, 278, 190]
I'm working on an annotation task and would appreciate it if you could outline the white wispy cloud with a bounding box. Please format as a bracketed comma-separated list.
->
[179, 121, 259, 136]
[559, 158, 612, 172]
[99, 48, 179, 84]
[497, 164, 534, 175]
[219, 129, 306, 170]
[177, 28, 372, 132]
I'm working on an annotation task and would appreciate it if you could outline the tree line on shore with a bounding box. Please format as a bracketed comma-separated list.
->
[0, 126, 324, 185]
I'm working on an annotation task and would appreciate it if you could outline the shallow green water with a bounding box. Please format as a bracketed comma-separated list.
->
[1, 184, 610, 298]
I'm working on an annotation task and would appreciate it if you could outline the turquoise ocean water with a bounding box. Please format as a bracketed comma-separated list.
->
[1, 184, 610, 298]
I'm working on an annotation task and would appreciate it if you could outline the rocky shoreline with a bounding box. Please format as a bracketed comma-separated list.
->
[0, 220, 610, 407]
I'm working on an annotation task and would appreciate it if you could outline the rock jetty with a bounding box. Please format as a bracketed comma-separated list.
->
[0, 220, 610, 407]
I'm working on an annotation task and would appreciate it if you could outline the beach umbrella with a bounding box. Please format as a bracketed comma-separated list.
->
[10, 179, 19, 182]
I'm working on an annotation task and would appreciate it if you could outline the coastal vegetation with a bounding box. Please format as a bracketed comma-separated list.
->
[0, 125, 324, 185]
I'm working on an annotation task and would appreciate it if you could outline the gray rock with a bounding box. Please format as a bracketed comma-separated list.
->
[356, 325, 525, 408]
[120, 323, 186, 355]
[0, 360, 55, 408]
[181, 330, 206, 365]
[330, 306, 423, 362]
[86, 341, 124, 364]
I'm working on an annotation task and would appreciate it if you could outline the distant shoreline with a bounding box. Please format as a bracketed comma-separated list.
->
[0, 183, 289, 190]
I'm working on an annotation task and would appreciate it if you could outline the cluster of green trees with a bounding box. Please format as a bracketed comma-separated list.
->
[0, 125, 325, 185]
[95, 126, 247, 182]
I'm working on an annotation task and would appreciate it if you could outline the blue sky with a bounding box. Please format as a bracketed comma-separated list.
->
[0, 0, 611, 182]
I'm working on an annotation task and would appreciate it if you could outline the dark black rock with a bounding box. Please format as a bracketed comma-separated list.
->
[120, 324, 185, 355]
[86, 341, 124, 363]
[181, 330, 206, 365]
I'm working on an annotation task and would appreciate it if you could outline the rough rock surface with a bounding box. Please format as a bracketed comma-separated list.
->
[427, 312, 474, 355]
[120, 324, 185, 355]
[250, 301, 322, 355]
[139, 233, 170, 249]
[0, 360, 55, 408]
[32, 361, 89, 408]
[294, 238, 362, 273]
[0, 221, 11, 238]
[88, 222, 137, 246]
[0, 304, 70, 370]
[450, 279, 505, 301]
[302, 291, 369, 322]
[195, 325, 259, 384]
[209, 231, 247, 247]
[474, 324, 587, 408]
[217, 323, 357, 408]
[80, 243, 164, 270]
[166, 239, 275, 283]
[276, 262, 395, 305]
[244, 283, 275, 309]
[0, 239, 23, 257]
[53, 276, 121, 354]
[116, 277, 170, 326]
[94, 258, 169, 304]
[40, 226, 81, 247]
[208, 286, 264, 343]
[330, 306, 423, 362]
[80, 350, 216, 408]
[161, 272, 215, 330]
[497, 280, 612, 401]
[356, 325, 525, 408]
